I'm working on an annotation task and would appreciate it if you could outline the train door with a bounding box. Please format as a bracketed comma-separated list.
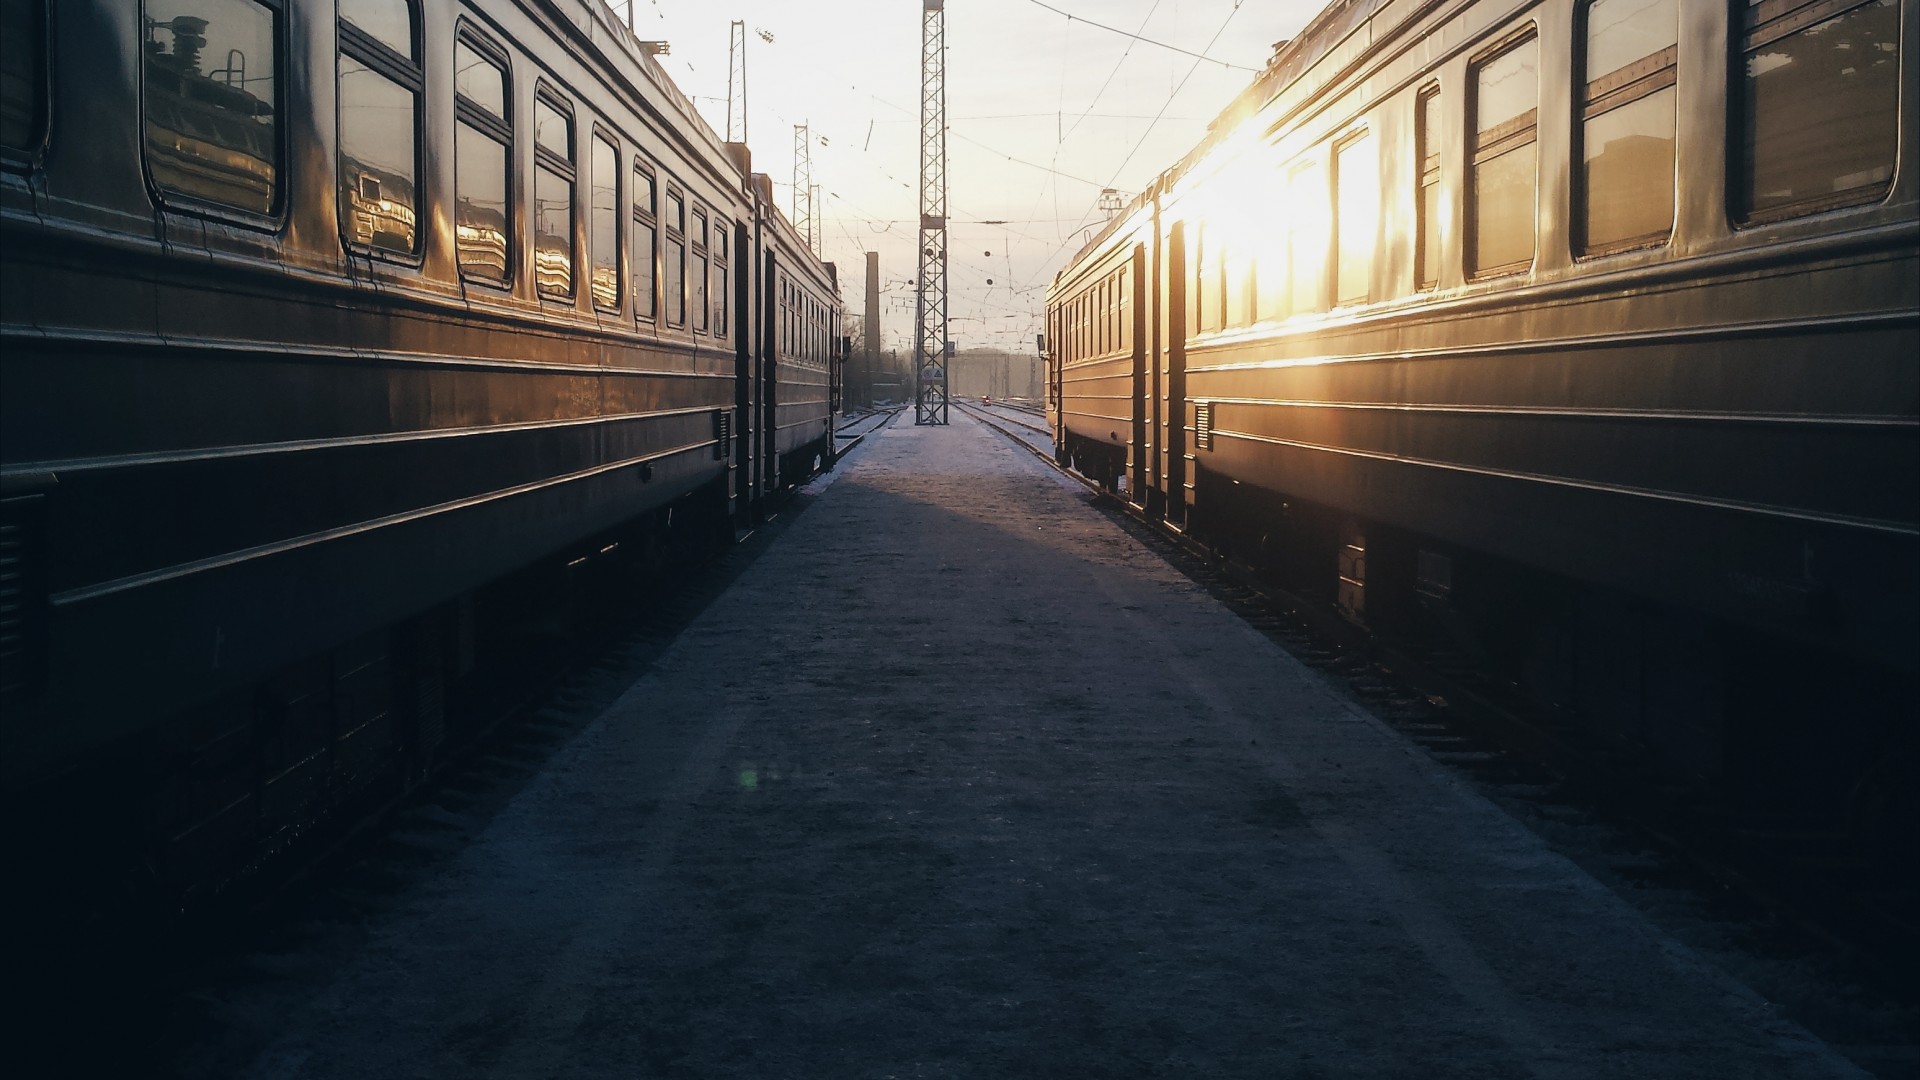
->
[1129, 243, 1147, 506]
[1164, 219, 1187, 527]
[1048, 307, 1064, 452]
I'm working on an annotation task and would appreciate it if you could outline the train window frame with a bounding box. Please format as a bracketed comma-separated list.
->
[1099, 278, 1111, 352]
[662, 182, 686, 328]
[0, 0, 50, 166]
[140, 0, 287, 226]
[711, 217, 729, 339]
[631, 157, 656, 322]
[1195, 225, 1224, 335]
[1729, 0, 1900, 227]
[1333, 127, 1378, 308]
[531, 85, 576, 302]
[1573, 0, 1678, 258]
[453, 27, 512, 288]
[587, 126, 620, 314]
[1284, 156, 1329, 317]
[336, 0, 423, 262]
[690, 204, 709, 334]
[1466, 27, 1541, 281]
[1415, 85, 1442, 291]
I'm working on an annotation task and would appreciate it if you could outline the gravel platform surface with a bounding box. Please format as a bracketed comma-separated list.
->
[230, 411, 1865, 1079]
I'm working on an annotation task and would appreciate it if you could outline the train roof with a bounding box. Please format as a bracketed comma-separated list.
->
[1056, 0, 1393, 278]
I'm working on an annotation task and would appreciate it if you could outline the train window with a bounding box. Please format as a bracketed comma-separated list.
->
[1578, 0, 1676, 254]
[0, 0, 45, 154]
[338, 0, 420, 256]
[712, 219, 728, 338]
[1224, 244, 1252, 327]
[663, 187, 685, 326]
[1733, 0, 1898, 224]
[454, 37, 503, 116]
[1285, 159, 1328, 315]
[533, 92, 574, 299]
[1118, 271, 1132, 351]
[340, 0, 408, 56]
[1102, 273, 1112, 345]
[143, 0, 280, 216]
[1111, 275, 1122, 349]
[589, 133, 619, 311]
[1106, 279, 1117, 350]
[632, 161, 656, 320]
[1101, 279, 1113, 351]
[454, 35, 509, 284]
[1416, 88, 1442, 290]
[691, 207, 709, 333]
[1335, 132, 1378, 307]
[1469, 32, 1539, 278]
[1193, 228, 1220, 334]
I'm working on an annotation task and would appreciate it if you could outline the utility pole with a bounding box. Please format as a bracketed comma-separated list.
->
[792, 123, 814, 254]
[913, 0, 949, 425]
[725, 20, 747, 143]
[810, 184, 822, 254]
[864, 250, 881, 408]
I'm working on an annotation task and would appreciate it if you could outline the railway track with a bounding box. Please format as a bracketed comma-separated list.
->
[956, 395, 1920, 1022]
[835, 405, 905, 455]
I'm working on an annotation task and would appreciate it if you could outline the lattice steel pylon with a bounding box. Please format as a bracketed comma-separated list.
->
[792, 123, 815, 255]
[913, 0, 949, 425]
[725, 20, 747, 143]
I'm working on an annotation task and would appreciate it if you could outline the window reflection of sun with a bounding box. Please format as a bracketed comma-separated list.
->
[1180, 129, 1336, 325]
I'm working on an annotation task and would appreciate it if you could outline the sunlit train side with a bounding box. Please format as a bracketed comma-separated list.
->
[1048, 0, 1917, 823]
[0, 0, 841, 888]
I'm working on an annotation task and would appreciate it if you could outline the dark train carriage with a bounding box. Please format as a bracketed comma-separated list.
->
[0, 0, 839, 888]
[754, 180, 842, 495]
[1049, 0, 1917, 818]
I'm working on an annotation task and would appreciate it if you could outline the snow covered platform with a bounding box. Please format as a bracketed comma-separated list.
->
[231, 410, 1864, 1079]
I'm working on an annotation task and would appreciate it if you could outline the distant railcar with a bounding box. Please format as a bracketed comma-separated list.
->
[1048, 0, 1917, 823]
[0, 0, 842, 881]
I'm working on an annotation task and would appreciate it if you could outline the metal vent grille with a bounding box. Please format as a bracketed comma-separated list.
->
[714, 409, 733, 460]
[1194, 401, 1214, 451]
[0, 493, 49, 702]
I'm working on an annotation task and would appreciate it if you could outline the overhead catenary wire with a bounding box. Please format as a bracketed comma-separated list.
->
[1022, 0, 1257, 71]
[1018, 0, 1252, 295]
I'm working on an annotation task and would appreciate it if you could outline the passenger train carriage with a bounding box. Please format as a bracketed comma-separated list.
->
[1049, 0, 1916, 824]
[0, 0, 842, 882]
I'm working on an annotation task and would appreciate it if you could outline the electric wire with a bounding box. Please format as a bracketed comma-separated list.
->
[1022, 0, 1257, 71]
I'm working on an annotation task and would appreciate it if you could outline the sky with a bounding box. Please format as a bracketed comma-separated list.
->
[615, 0, 1326, 355]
